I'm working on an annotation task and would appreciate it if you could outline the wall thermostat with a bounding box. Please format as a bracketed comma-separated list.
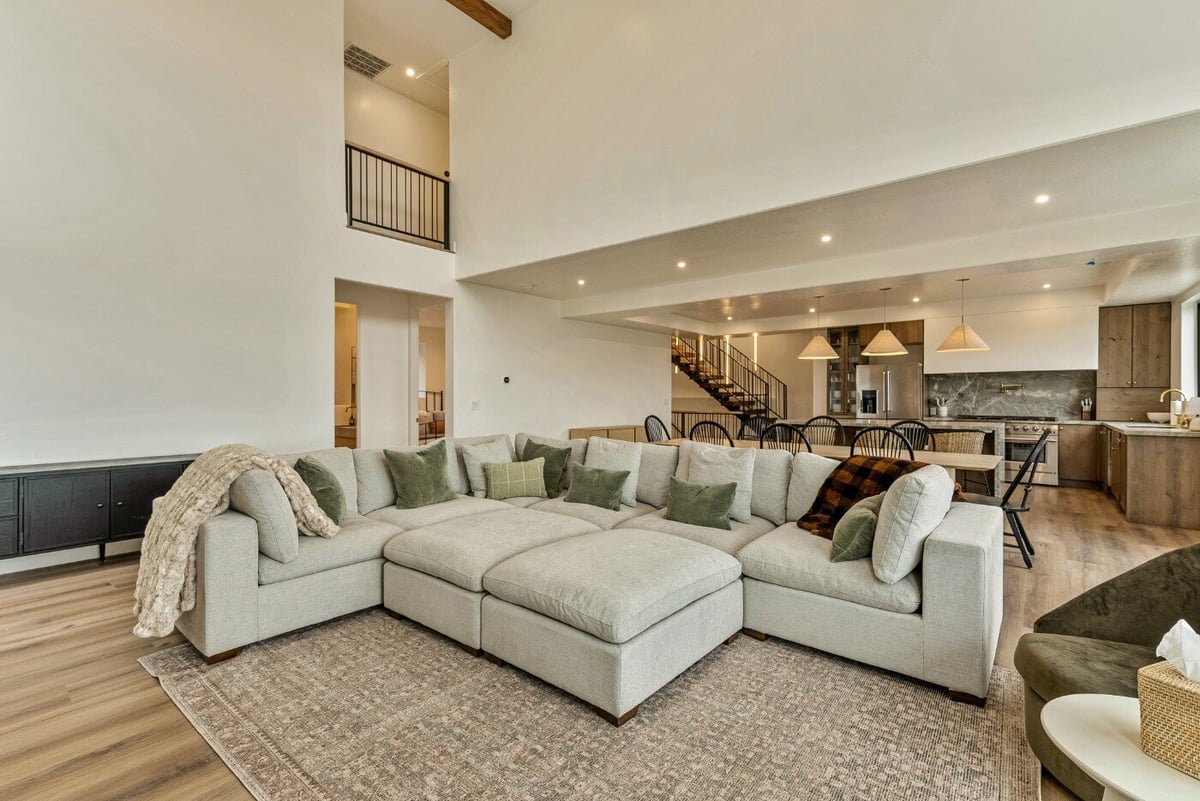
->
[503, 376, 510, 384]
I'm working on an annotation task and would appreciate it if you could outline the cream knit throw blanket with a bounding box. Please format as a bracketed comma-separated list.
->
[132, 443, 340, 638]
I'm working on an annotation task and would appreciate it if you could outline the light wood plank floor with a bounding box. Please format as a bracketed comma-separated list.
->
[0, 486, 1196, 801]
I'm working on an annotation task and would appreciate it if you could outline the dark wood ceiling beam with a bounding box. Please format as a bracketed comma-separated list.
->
[444, 0, 512, 39]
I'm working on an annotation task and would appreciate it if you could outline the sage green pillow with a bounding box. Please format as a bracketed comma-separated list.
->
[564, 464, 629, 511]
[293, 456, 346, 524]
[830, 493, 887, 562]
[522, 441, 571, 496]
[384, 440, 458, 509]
[484, 458, 548, 501]
[664, 476, 736, 530]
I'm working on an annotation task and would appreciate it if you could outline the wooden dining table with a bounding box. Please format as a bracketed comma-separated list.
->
[660, 439, 1002, 494]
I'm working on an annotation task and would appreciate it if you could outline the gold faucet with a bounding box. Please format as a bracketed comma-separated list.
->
[1161, 389, 1188, 427]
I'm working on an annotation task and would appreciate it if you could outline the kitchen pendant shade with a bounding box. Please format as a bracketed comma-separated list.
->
[862, 327, 908, 357]
[798, 333, 839, 360]
[937, 323, 990, 353]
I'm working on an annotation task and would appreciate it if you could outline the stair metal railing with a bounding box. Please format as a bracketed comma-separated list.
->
[672, 335, 787, 421]
[346, 142, 450, 250]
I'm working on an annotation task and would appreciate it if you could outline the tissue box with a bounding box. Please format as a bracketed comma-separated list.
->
[1138, 660, 1200, 779]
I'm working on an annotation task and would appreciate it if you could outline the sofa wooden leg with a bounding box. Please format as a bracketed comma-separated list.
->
[598, 706, 638, 727]
[460, 644, 482, 658]
[384, 609, 404, 621]
[724, 632, 740, 645]
[204, 648, 241, 665]
[482, 652, 504, 666]
[742, 627, 768, 641]
[948, 690, 987, 707]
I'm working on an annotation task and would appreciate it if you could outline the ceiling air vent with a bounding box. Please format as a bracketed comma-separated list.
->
[344, 43, 391, 79]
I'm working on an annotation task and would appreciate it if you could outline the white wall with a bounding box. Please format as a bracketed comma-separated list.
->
[419, 325, 446, 391]
[451, 284, 671, 437]
[731, 332, 817, 420]
[924, 305, 1098, 373]
[452, 0, 1200, 276]
[344, 70, 449, 175]
[671, 369, 726, 413]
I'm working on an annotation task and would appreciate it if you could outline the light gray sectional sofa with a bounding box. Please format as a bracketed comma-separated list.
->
[175, 433, 1003, 725]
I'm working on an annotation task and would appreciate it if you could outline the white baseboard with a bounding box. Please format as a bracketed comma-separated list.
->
[0, 538, 142, 576]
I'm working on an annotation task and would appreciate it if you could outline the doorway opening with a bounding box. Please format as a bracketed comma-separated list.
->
[418, 303, 448, 443]
[334, 302, 359, 447]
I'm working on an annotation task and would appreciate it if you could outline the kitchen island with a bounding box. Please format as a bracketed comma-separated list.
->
[1100, 422, 1200, 528]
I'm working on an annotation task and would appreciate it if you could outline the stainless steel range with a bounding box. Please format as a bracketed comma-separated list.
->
[957, 415, 1059, 486]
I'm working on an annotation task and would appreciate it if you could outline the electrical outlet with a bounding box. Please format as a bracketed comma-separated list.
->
[471, 400, 480, 411]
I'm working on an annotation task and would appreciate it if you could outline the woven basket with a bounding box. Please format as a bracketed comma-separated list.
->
[1138, 660, 1200, 779]
[931, 430, 986, 454]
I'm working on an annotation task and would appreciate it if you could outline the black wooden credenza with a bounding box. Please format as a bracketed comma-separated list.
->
[0, 455, 195, 562]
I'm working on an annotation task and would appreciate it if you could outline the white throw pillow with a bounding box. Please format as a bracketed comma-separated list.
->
[872, 465, 955, 584]
[750, 448, 792, 525]
[785, 452, 841, 521]
[584, 437, 643, 507]
[636, 443, 679, 508]
[461, 438, 513, 497]
[686, 442, 756, 524]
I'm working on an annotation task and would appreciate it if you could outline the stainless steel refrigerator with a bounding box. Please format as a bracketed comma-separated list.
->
[855, 363, 924, 420]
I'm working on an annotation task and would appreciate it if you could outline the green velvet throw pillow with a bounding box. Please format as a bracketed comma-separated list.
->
[564, 463, 629, 510]
[830, 493, 887, 562]
[484, 458, 548, 501]
[664, 475, 736, 530]
[384, 440, 458, 509]
[522, 440, 572, 496]
[293, 456, 346, 524]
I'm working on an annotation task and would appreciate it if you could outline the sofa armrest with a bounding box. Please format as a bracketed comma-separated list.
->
[920, 502, 1004, 698]
[174, 510, 260, 657]
[1034, 542, 1200, 647]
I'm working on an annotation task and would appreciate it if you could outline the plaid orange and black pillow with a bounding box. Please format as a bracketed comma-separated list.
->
[798, 455, 960, 539]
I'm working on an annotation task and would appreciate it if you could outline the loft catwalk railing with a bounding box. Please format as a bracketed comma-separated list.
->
[346, 142, 450, 250]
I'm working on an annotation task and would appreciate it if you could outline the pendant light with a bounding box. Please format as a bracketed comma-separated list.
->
[862, 287, 908, 356]
[798, 295, 839, 360]
[937, 278, 990, 352]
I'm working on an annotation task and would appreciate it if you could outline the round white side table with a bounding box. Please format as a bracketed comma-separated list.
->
[1041, 693, 1200, 801]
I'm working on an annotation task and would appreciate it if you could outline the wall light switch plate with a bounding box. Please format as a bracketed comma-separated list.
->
[471, 400, 480, 411]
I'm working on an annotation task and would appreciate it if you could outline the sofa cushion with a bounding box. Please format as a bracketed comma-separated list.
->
[293, 456, 346, 525]
[458, 435, 514, 497]
[683, 441, 756, 524]
[354, 448, 397, 514]
[382, 509, 599, 592]
[565, 464, 629, 510]
[529, 496, 656, 530]
[282, 447, 358, 516]
[831, 493, 886, 563]
[872, 465, 954, 584]
[228, 469, 298, 563]
[482, 529, 742, 644]
[738, 526, 922, 614]
[786, 452, 840, 521]
[499, 496, 545, 509]
[515, 433, 587, 487]
[521, 440, 571, 496]
[366, 495, 508, 530]
[799, 455, 930, 539]
[484, 458, 547, 501]
[385, 441, 459, 509]
[750, 447, 792, 525]
[258, 514, 399, 585]
[1015, 632, 1156, 702]
[584, 437, 643, 507]
[625, 508, 775, 555]
[636, 444, 679, 508]
[664, 475, 735, 530]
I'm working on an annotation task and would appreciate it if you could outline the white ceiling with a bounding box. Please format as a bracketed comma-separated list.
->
[462, 111, 1200, 332]
[344, 0, 536, 115]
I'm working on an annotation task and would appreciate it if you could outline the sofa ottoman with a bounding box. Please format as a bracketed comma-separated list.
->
[382, 509, 601, 653]
[480, 529, 743, 726]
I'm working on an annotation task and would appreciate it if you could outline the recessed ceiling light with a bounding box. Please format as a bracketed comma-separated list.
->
[576, 279, 585, 286]
[1035, 194, 1050, 204]
[676, 260, 687, 269]
[1043, 283, 1052, 289]
[405, 67, 416, 78]
[808, 307, 816, 313]
[522, 283, 535, 290]
[726, 315, 733, 321]
[912, 297, 920, 303]
[820, 234, 832, 243]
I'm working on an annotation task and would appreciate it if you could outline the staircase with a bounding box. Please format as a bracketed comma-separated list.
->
[672, 335, 788, 424]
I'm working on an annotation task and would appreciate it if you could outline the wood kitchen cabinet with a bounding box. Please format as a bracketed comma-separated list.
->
[1110, 431, 1128, 511]
[1058, 424, 1099, 485]
[858, 319, 924, 348]
[1098, 303, 1171, 389]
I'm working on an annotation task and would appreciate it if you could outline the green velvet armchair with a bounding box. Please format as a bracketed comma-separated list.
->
[1014, 542, 1200, 801]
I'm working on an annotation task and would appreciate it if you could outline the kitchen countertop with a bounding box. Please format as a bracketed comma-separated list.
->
[1102, 422, 1200, 438]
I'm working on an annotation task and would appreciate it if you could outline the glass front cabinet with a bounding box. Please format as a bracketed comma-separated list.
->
[826, 327, 862, 416]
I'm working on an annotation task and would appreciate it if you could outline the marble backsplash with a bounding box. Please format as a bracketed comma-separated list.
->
[925, 370, 1097, 420]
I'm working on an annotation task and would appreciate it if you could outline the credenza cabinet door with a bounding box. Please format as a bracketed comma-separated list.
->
[22, 473, 110, 553]
[110, 464, 181, 539]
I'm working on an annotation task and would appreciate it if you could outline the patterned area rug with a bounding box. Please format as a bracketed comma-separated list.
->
[141, 610, 1040, 801]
